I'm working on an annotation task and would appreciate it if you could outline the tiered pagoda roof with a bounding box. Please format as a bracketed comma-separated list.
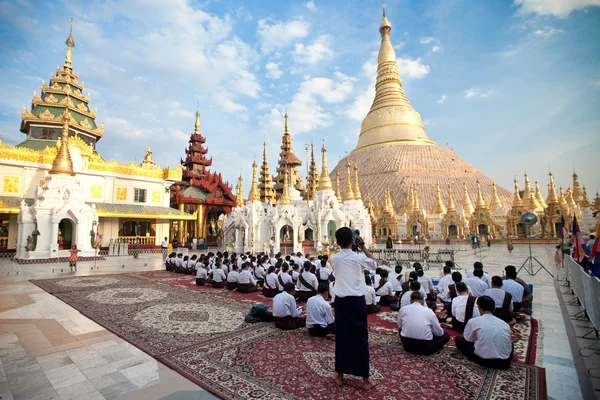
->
[172, 111, 235, 207]
[20, 21, 104, 148]
[258, 142, 276, 204]
[304, 143, 320, 200]
[274, 112, 304, 194]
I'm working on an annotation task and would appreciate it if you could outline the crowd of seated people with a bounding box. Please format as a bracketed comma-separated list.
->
[164, 250, 529, 369]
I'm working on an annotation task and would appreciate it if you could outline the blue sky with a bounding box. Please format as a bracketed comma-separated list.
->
[0, 0, 599, 198]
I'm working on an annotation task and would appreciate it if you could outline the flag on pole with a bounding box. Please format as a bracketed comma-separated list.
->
[591, 223, 600, 261]
[570, 215, 589, 262]
[416, 218, 422, 233]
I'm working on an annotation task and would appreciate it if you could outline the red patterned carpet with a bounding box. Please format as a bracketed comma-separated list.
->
[31, 272, 547, 400]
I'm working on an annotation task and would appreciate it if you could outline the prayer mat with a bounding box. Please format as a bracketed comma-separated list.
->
[31, 272, 547, 400]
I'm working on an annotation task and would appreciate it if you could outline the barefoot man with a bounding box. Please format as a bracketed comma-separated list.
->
[331, 227, 376, 390]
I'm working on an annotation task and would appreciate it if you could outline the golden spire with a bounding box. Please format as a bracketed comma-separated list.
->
[318, 143, 334, 191]
[335, 171, 342, 202]
[355, 7, 432, 151]
[141, 144, 155, 167]
[522, 173, 540, 212]
[462, 182, 474, 214]
[194, 109, 200, 134]
[388, 189, 396, 215]
[413, 185, 420, 213]
[64, 18, 75, 71]
[474, 180, 488, 210]
[258, 142, 276, 204]
[305, 142, 320, 200]
[49, 110, 75, 176]
[235, 174, 244, 207]
[353, 162, 362, 201]
[546, 172, 559, 204]
[534, 180, 547, 209]
[383, 189, 390, 213]
[374, 200, 381, 217]
[280, 171, 291, 205]
[572, 171, 584, 205]
[512, 178, 523, 209]
[446, 182, 456, 212]
[581, 186, 591, 207]
[407, 184, 415, 213]
[565, 188, 577, 210]
[284, 110, 289, 134]
[247, 158, 260, 202]
[344, 159, 355, 201]
[490, 182, 504, 213]
[431, 183, 446, 214]
[559, 186, 569, 213]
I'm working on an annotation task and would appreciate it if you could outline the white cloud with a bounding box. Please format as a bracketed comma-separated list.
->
[212, 92, 248, 120]
[257, 18, 310, 53]
[463, 87, 493, 99]
[265, 62, 283, 79]
[533, 27, 564, 38]
[432, 44, 442, 53]
[514, 0, 600, 18]
[420, 37, 442, 53]
[345, 86, 375, 121]
[305, 1, 317, 11]
[397, 58, 430, 79]
[420, 37, 436, 44]
[437, 94, 449, 104]
[294, 35, 333, 65]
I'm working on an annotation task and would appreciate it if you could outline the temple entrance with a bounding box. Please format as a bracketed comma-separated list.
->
[555, 222, 564, 239]
[304, 228, 314, 241]
[58, 219, 74, 250]
[448, 224, 458, 237]
[280, 225, 293, 243]
[516, 223, 527, 238]
[478, 224, 488, 235]
[0, 214, 9, 249]
[327, 221, 336, 241]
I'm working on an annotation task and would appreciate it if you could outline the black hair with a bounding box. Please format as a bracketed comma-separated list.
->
[283, 282, 295, 293]
[380, 269, 389, 278]
[410, 291, 424, 302]
[445, 260, 454, 268]
[183, 256, 189, 261]
[408, 271, 418, 281]
[491, 275, 503, 287]
[409, 280, 421, 291]
[474, 268, 484, 278]
[281, 263, 289, 273]
[335, 227, 354, 247]
[416, 269, 424, 277]
[413, 262, 422, 270]
[477, 295, 496, 312]
[455, 281, 468, 292]
[268, 265, 276, 274]
[375, 267, 382, 275]
[443, 265, 451, 274]
[395, 264, 403, 273]
[317, 282, 330, 294]
[303, 261, 313, 273]
[474, 261, 483, 270]
[451, 271, 462, 283]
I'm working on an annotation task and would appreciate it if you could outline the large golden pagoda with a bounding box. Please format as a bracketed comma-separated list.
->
[331, 8, 512, 215]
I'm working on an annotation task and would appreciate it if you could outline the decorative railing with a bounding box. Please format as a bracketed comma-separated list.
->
[117, 236, 156, 245]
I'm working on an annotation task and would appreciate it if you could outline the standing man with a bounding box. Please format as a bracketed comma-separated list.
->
[161, 237, 169, 261]
[331, 227, 376, 390]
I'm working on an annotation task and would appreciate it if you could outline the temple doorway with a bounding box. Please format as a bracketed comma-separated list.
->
[327, 221, 336, 241]
[555, 222, 564, 239]
[304, 228, 314, 241]
[478, 224, 488, 235]
[280, 225, 293, 243]
[58, 219, 74, 250]
[448, 224, 458, 237]
[516, 223, 527, 238]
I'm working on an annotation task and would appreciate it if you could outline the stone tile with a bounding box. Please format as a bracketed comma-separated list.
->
[0, 390, 14, 400]
[81, 363, 118, 380]
[72, 391, 106, 400]
[141, 383, 180, 400]
[54, 342, 82, 352]
[11, 384, 59, 400]
[112, 390, 150, 400]
[66, 347, 106, 370]
[44, 364, 87, 390]
[89, 371, 130, 391]
[55, 380, 97, 400]
[91, 341, 123, 357]
[127, 372, 159, 389]
[27, 347, 58, 359]
[161, 391, 205, 400]
[37, 352, 74, 371]
[120, 363, 157, 380]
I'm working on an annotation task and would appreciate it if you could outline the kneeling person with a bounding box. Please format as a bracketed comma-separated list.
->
[306, 282, 335, 337]
[456, 295, 513, 369]
[237, 263, 258, 293]
[273, 283, 306, 330]
[398, 292, 450, 355]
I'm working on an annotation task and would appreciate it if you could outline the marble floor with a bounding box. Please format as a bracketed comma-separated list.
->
[0, 244, 598, 399]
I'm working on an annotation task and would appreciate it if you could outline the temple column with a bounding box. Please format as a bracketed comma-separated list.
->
[177, 204, 184, 243]
[196, 205, 204, 239]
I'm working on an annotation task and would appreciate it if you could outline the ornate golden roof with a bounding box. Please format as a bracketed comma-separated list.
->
[462, 182, 474, 215]
[235, 174, 244, 208]
[258, 142, 276, 204]
[304, 142, 320, 200]
[274, 111, 303, 192]
[572, 171, 584, 205]
[474, 180, 489, 210]
[522, 173, 541, 212]
[512, 178, 523, 209]
[247, 158, 260, 202]
[581, 186, 591, 207]
[446, 182, 457, 212]
[318, 143, 334, 192]
[431, 183, 446, 214]
[344, 159, 355, 201]
[49, 110, 75, 176]
[280, 171, 291, 205]
[565, 188, 578, 211]
[353, 162, 362, 201]
[559, 186, 570, 214]
[534, 180, 547, 209]
[546, 172, 559, 204]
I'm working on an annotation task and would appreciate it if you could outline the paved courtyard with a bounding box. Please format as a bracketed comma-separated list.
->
[0, 244, 598, 400]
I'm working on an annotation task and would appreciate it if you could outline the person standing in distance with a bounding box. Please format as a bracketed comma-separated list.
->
[161, 237, 169, 261]
[331, 227, 376, 390]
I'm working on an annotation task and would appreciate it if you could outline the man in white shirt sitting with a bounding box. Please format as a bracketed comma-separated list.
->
[456, 295, 513, 369]
[306, 282, 335, 338]
[273, 283, 305, 330]
[466, 261, 490, 287]
[400, 281, 426, 308]
[436, 265, 454, 303]
[444, 282, 480, 332]
[464, 268, 489, 297]
[317, 260, 333, 285]
[503, 266, 530, 313]
[398, 292, 450, 355]
[226, 265, 239, 291]
[484, 276, 513, 323]
[237, 263, 258, 293]
[296, 261, 319, 302]
[195, 264, 207, 286]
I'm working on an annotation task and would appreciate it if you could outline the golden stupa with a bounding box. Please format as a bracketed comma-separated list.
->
[332, 8, 513, 213]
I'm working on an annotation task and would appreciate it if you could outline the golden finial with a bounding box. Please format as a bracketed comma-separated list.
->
[64, 18, 75, 70]
[475, 180, 488, 210]
[284, 109, 289, 134]
[559, 186, 569, 212]
[280, 171, 291, 205]
[512, 178, 523, 209]
[317, 142, 334, 191]
[380, 3, 392, 32]
[344, 159, 355, 201]
[431, 183, 446, 214]
[546, 172, 559, 204]
[534, 180, 547, 209]
[447, 182, 456, 212]
[247, 158, 260, 202]
[141, 144, 155, 166]
[353, 162, 362, 201]
[49, 109, 75, 176]
[335, 170, 342, 202]
[235, 174, 244, 207]
[490, 182, 503, 213]
[462, 182, 474, 214]
[194, 109, 200, 134]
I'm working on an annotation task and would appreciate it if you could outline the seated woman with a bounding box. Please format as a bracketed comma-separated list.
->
[226, 265, 239, 291]
[237, 263, 258, 293]
[375, 269, 396, 306]
[364, 271, 380, 314]
[195, 264, 207, 286]
[296, 261, 319, 303]
[262, 265, 280, 298]
[210, 263, 227, 289]
[165, 252, 176, 271]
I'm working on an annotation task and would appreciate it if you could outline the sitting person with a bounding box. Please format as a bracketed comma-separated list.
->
[467, 261, 490, 287]
[165, 252, 176, 271]
[441, 271, 463, 316]
[464, 268, 489, 297]
[273, 283, 306, 330]
[364, 271, 380, 314]
[254, 259, 266, 287]
[398, 292, 450, 355]
[389, 264, 404, 294]
[400, 280, 425, 308]
[445, 282, 479, 332]
[507, 265, 532, 304]
[210, 263, 227, 289]
[436, 264, 454, 304]
[456, 295, 514, 369]
[375, 269, 396, 306]
[317, 259, 333, 285]
[504, 266, 532, 314]
[296, 261, 319, 302]
[290, 263, 300, 285]
[174, 253, 184, 273]
[262, 265, 280, 298]
[484, 276, 513, 323]
[415, 265, 436, 310]
[226, 265, 239, 291]
[306, 282, 335, 338]
[237, 262, 258, 293]
[195, 264, 207, 286]
[277, 263, 293, 291]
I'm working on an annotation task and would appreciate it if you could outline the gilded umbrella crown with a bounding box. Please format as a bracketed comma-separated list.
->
[353, 162, 362, 201]
[344, 159, 355, 201]
[318, 143, 334, 192]
[49, 109, 75, 176]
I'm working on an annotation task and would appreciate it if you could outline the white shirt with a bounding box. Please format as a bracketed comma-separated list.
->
[464, 277, 489, 297]
[264, 273, 278, 290]
[237, 258, 244, 268]
[398, 302, 445, 340]
[364, 285, 377, 306]
[375, 281, 394, 297]
[317, 266, 332, 281]
[330, 249, 369, 297]
[436, 274, 454, 302]
[254, 265, 265, 279]
[238, 270, 256, 285]
[463, 314, 512, 359]
[484, 288, 513, 311]
[175, 258, 183, 267]
[161, 240, 169, 248]
[196, 268, 207, 279]
[276, 272, 293, 290]
[296, 271, 319, 292]
[227, 271, 239, 283]
[272, 291, 299, 318]
[389, 272, 404, 292]
[400, 289, 427, 308]
[418, 274, 434, 294]
[466, 270, 490, 287]
[502, 279, 524, 303]
[451, 294, 480, 323]
[291, 270, 300, 282]
[211, 269, 226, 283]
[306, 295, 335, 328]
